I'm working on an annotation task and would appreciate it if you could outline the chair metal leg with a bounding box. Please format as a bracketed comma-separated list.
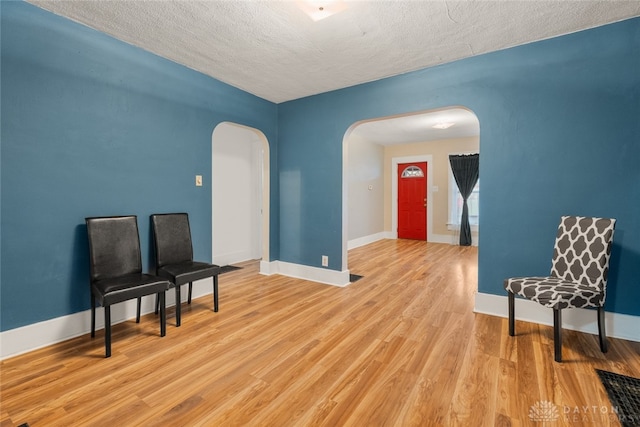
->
[553, 308, 562, 362]
[136, 297, 141, 323]
[188, 282, 193, 304]
[105, 305, 112, 358]
[213, 275, 219, 312]
[91, 295, 96, 338]
[508, 291, 515, 336]
[598, 306, 608, 353]
[154, 293, 160, 315]
[175, 285, 182, 327]
[159, 292, 166, 337]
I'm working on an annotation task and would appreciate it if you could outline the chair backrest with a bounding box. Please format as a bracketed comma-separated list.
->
[550, 216, 616, 291]
[151, 213, 194, 268]
[86, 215, 142, 282]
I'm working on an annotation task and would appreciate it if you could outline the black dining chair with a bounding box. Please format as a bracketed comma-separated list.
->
[85, 215, 172, 357]
[151, 213, 221, 326]
[504, 216, 616, 362]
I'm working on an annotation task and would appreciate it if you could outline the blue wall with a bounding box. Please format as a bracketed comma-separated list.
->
[0, 2, 278, 331]
[278, 18, 640, 316]
[1, 1, 639, 333]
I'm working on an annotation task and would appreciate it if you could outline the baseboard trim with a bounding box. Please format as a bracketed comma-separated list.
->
[384, 232, 478, 246]
[429, 233, 455, 245]
[259, 260, 274, 275]
[474, 292, 640, 342]
[430, 233, 479, 246]
[5, 286, 636, 360]
[213, 250, 259, 267]
[348, 232, 390, 250]
[0, 278, 215, 361]
[260, 260, 350, 287]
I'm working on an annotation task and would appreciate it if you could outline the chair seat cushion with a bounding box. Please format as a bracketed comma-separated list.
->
[93, 273, 171, 306]
[157, 261, 221, 286]
[504, 276, 604, 309]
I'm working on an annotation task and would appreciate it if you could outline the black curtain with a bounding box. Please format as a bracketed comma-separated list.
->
[449, 154, 479, 246]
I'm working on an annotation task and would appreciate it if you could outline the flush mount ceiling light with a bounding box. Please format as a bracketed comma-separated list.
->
[432, 122, 455, 129]
[297, 0, 348, 21]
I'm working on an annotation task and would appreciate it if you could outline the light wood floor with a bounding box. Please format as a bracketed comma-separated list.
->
[2, 240, 639, 426]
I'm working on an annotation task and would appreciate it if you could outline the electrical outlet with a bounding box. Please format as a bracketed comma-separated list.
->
[321, 255, 329, 267]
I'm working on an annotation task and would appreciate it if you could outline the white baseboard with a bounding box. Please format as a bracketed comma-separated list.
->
[474, 292, 640, 342]
[0, 277, 214, 361]
[259, 260, 274, 275]
[430, 232, 479, 246]
[348, 232, 390, 250]
[4, 285, 636, 361]
[260, 260, 350, 287]
[213, 250, 258, 267]
[429, 233, 455, 244]
[384, 231, 477, 246]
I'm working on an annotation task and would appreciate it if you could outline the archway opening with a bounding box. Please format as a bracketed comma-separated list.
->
[212, 122, 270, 267]
[342, 106, 480, 273]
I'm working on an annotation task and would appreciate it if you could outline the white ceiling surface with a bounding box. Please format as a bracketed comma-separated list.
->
[27, 1, 640, 105]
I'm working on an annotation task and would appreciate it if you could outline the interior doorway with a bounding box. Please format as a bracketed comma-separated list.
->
[212, 122, 270, 267]
[342, 106, 479, 274]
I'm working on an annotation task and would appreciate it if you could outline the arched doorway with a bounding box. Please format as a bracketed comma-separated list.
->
[212, 122, 270, 267]
[342, 106, 480, 273]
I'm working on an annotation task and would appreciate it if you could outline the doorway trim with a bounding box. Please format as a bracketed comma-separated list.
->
[391, 155, 433, 241]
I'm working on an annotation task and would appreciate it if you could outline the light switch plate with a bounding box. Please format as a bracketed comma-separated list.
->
[195, 175, 203, 186]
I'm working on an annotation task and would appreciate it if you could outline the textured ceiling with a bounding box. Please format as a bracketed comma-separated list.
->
[27, 0, 640, 104]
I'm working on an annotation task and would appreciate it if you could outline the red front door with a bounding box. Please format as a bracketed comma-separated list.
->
[398, 162, 427, 240]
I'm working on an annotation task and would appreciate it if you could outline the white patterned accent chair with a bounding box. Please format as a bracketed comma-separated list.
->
[504, 216, 616, 362]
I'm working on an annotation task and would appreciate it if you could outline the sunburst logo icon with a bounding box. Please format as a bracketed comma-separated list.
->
[529, 400, 559, 422]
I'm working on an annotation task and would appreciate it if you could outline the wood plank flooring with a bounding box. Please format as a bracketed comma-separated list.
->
[2, 240, 639, 426]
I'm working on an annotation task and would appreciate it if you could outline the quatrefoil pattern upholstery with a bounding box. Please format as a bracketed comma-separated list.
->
[504, 216, 616, 310]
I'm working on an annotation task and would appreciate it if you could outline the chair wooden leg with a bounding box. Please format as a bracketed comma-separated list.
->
[213, 275, 219, 312]
[508, 291, 515, 336]
[553, 308, 562, 362]
[159, 292, 166, 337]
[136, 297, 141, 323]
[105, 305, 112, 358]
[91, 295, 96, 338]
[175, 285, 182, 327]
[598, 306, 608, 353]
[188, 282, 193, 304]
